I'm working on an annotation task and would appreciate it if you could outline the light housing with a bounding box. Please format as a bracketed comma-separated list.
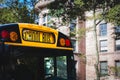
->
[57, 32, 72, 48]
[0, 24, 21, 43]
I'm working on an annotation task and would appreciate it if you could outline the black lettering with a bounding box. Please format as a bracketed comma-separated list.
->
[42, 33, 45, 42]
[42, 33, 50, 43]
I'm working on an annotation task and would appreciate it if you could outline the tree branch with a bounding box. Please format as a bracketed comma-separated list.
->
[96, 18, 103, 26]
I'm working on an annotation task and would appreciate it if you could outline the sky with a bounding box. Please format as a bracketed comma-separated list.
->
[19, 0, 24, 2]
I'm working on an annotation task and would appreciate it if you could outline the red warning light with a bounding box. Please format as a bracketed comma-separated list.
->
[65, 39, 70, 46]
[1, 30, 9, 39]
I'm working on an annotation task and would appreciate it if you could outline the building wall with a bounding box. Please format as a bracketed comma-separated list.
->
[85, 11, 97, 80]
[75, 20, 86, 80]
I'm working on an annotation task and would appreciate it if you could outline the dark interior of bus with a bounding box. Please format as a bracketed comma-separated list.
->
[0, 45, 76, 80]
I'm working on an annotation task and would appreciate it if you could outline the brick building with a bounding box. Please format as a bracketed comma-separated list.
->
[85, 10, 120, 80]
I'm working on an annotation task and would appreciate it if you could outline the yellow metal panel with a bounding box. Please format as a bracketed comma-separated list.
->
[18, 23, 58, 47]
[4, 42, 73, 50]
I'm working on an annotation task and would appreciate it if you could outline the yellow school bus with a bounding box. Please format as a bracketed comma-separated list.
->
[0, 23, 76, 80]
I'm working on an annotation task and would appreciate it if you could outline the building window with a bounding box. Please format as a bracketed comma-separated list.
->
[99, 23, 107, 36]
[70, 19, 76, 36]
[70, 23, 76, 36]
[70, 23, 76, 31]
[100, 40, 107, 52]
[42, 14, 52, 27]
[115, 26, 120, 33]
[100, 61, 108, 76]
[115, 26, 120, 40]
[71, 40, 76, 52]
[115, 39, 120, 51]
[115, 61, 120, 77]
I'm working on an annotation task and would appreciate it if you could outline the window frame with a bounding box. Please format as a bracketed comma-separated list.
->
[100, 40, 108, 52]
[100, 61, 108, 76]
[115, 61, 120, 77]
[99, 23, 107, 36]
[70, 23, 76, 37]
[115, 39, 120, 51]
[71, 39, 76, 52]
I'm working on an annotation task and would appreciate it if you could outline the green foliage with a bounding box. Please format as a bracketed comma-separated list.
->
[74, 0, 84, 7]
[77, 27, 86, 39]
[0, 0, 37, 24]
[47, 0, 86, 22]
[109, 66, 120, 77]
[76, 27, 92, 39]
[106, 4, 120, 26]
[47, 0, 66, 22]
[0, 0, 4, 3]
[0, 8, 18, 23]
[49, 8, 65, 18]
[47, 0, 120, 26]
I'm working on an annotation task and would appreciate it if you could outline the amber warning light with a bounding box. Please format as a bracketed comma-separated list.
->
[10, 31, 18, 41]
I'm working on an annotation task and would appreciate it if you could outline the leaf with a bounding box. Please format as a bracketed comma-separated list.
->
[106, 4, 120, 26]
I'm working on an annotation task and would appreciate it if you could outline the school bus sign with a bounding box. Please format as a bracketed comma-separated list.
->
[22, 29, 55, 44]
